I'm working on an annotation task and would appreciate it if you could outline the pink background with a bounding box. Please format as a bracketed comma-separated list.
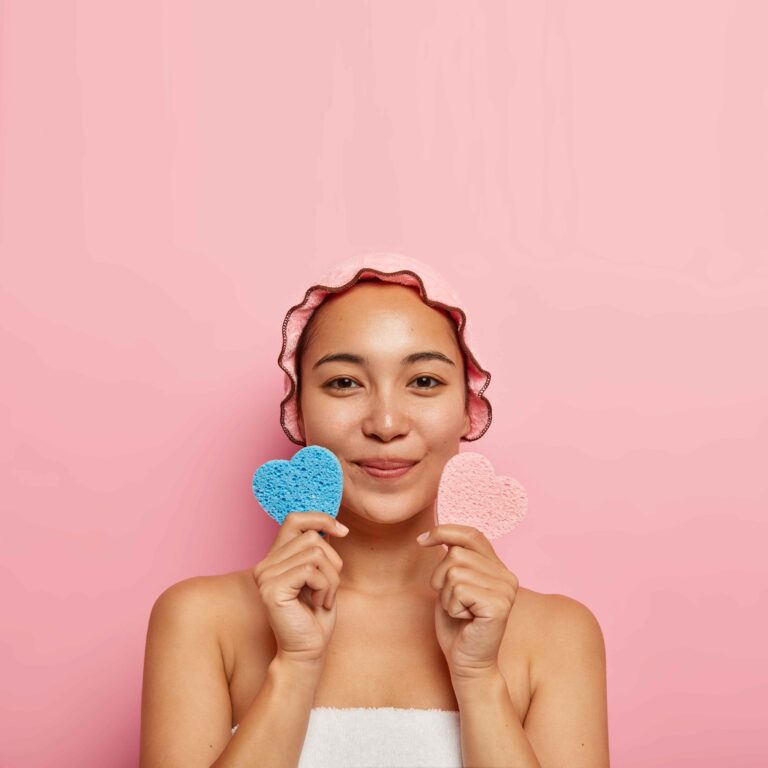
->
[2, 2, 767, 766]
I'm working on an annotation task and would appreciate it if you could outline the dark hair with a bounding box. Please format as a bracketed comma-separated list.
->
[294, 291, 470, 421]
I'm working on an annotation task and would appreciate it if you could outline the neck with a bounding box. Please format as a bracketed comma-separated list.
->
[328, 500, 446, 595]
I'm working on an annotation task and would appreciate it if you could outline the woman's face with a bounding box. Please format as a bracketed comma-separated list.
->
[296, 281, 471, 526]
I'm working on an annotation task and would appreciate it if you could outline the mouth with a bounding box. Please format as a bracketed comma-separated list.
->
[354, 460, 419, 480]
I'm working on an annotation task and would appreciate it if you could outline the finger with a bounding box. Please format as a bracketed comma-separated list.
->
[429, 548, 514, 590]
[441, 577, 510, 620]
[262, 560, 332, 607]
[440, 577, 476, 620]
[280, 511, 349, 543]
[272, 512, 346, 569]
[276, 524, 346, 572]
[257, 528, 331, 584]
[257, 545, 341, 600]
[436, 565, 515, 603]
[417, 525, 497, 559]
[266, 544, 340, 593]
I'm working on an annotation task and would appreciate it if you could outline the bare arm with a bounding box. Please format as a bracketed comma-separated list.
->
[523, 595, 610, 767]
[453, 668, 542, 767]
[210, 655, 323, 768]
[139, 577, 324, 768]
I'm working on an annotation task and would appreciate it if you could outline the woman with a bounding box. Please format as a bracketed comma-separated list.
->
[140, 253, 610, 767]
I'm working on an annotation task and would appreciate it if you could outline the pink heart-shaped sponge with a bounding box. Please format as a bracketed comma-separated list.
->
[436, 452, 528, 540]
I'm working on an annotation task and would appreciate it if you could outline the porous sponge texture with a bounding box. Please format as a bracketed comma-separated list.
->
[437, 452, 528, 540]
[252, 445, 343, 526]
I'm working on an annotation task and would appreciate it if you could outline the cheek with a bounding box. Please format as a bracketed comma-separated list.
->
[418, 394, 467, 435]
[303, 389, 466, 439]
[302, 394, 359, 437]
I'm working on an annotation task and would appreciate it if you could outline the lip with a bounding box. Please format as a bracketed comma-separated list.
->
[356, 458, 417, 470]
[355, 459, 418, 480]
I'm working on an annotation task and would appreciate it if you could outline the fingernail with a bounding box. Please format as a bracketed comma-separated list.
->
[416, 531, 429, 543]
[336, 521, 349, 533]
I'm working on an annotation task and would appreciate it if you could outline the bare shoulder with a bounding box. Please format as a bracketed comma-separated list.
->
[151, 570, 245, 631]
[514, 587, 605, 687]
[509, 587, 610, 767]
[141, 572, 254, 766]
[155, 567, 264, 611]
[515, 584, 600, 620]
[151, 569, 266, 677]
[515, 586, 604, 633]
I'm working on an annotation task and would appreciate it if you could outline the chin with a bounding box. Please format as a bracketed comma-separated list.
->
[344, 490, 431, 521]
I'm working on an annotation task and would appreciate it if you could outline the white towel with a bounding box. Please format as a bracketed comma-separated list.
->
[232, 706, 463, 767]
[299, 707, 462, 768]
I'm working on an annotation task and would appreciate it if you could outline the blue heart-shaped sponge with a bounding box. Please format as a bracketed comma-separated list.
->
[252, 445, 343, 534]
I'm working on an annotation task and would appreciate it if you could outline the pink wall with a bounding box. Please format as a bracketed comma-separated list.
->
[2, 2, 766, 766]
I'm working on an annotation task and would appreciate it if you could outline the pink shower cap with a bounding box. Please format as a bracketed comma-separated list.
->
[278, 252, 493, 445]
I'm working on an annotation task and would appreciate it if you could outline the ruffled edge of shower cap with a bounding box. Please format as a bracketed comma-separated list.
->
[277, 251, 493, 445]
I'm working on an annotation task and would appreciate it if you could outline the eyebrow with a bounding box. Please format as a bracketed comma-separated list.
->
[312, 351, 456, 370]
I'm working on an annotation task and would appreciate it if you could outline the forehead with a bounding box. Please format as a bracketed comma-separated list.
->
[312, 281, 455, 338]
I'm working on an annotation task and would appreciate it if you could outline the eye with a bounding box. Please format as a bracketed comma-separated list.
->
[323, 375, 444, 391]
[410, 375, 443, 389]
[324, 377, 361, 390]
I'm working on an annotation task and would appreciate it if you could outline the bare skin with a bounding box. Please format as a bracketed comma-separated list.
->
[217, 569, 541, 724]
[141, 281, 609, 766]
[260, 282, 530, 722]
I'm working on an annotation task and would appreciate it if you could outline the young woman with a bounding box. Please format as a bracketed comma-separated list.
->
[140, 253, 610, 767]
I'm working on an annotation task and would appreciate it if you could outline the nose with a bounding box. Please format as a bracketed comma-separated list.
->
[361, 388, 410, 441]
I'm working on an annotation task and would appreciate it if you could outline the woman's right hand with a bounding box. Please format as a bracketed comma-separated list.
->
[252, 511, 348, 665]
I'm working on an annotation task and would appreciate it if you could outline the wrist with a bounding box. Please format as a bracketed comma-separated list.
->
[450, 663, 506, 700]
[272, 651, 326, 680]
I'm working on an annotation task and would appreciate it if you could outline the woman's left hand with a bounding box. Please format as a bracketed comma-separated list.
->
[417, 524, 519, 681]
